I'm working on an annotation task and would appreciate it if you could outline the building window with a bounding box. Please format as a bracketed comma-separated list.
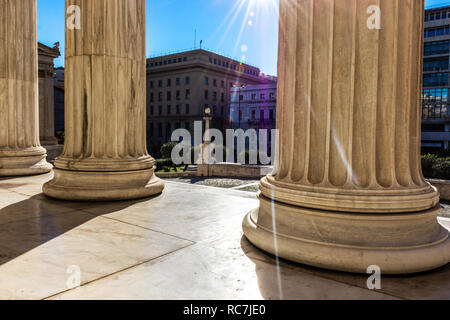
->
[167, 91, 172, 101]
[213, 79, 217, 87]
[221, 92, 225, 102]
[424, 26, 450, 38]
[213, 91, 217, 101]
[176, 104, 180, 115]
[167, 79, 171, 87]
[176, 90, 180, 100]
[158, 123, 163, 137]
[150, 92, 154, 102]
[150, 81, 154, 88]
[186, 89, 190, 100]
[239, 95, 243, 101]
[205, 77, 209, 85]
[185, 122, 191, 131]
[166, 123, 171, 137]
[251, 94, 256, 100]
[158, 92, 162, 102]
[150, 105, 154, 115]
[150, 123, 154, 136]
[205, 90, 209, 100]
[424, 40, 450, 56]
[221, 106, 224, 115]
[183, 57, 187, 62]
[423, 73, 449, 87]
[158, 105, 162, 115]
[221, 80, 225, 88]
[186, 104, 190, 114]
[186, 76, 190, 84]
[260, 93, 266, 100]
[260, 110, 265, 120]
[424, 57, 449, 72]
[176, 78, 180, 85]
[251, 110, 256, 120]
[422, 88, 449, 119]
[270, 92, 275, 100]
[158, 80, 163, 88]
[239, 110, 243, 121]
[270, 109, 274, 120]
[167, 105, 171, 115]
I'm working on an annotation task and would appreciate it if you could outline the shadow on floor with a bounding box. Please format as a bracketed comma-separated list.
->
[240, 236, 450, 300]
[0, 192, 158, 267]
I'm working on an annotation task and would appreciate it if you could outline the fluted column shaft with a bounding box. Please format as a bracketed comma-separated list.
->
[0, 0, 51, 176]
[261, 0, 437, 213]
[43, 0, 164, 201]
[243, 0, 450, 274]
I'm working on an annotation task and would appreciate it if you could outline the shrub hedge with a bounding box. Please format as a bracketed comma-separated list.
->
[422, 154, 450, 180]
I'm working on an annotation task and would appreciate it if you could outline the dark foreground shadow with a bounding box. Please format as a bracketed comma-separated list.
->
[0, 193, 157, 267]
[240, 236, 450, 300]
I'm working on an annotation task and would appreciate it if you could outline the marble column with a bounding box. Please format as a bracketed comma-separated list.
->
[0, 0, 52, 176]
[243, 0, 450, 274]
[43, 0, 164, 201]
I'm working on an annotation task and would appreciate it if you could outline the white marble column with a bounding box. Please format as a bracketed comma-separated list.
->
[243, 0, 450, 274]
[0, 0, 52, 176]
[43, 0, 164, 201]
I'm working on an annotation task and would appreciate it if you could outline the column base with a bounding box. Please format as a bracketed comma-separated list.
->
[243, 194, 450, 274]
[0, 148, 52, 177]
[43, 167, 165, 201]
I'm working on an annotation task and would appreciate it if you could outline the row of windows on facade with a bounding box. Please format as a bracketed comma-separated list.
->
[149, 122, 191, 138]
[237, 109, 275, 121]
[424, 40, 450, 56]
[150, 76, 191, 88]
[208, 56, 258, 76]
[424, 25, 450, 38]
[425, 10, 450, 22]
[147, 57, 188, 68]
[236, 92, 276, 101]
[150, 90, 227, 102]
[149, 104, 225, 116]
[423, 72, 449, 87]
[424, 57, 449, 72]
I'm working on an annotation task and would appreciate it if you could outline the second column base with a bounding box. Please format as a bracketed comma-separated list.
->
[0, 148, 52, 177]
[43, 167, 165, 201]
[243, 195, 450, 274]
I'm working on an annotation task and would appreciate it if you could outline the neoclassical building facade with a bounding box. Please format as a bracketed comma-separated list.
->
[0, 0, 448, 274]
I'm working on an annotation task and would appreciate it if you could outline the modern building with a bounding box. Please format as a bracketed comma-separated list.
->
[230, 83, 277, 132]
[422, 6, 450, 150]
[146, 49, 276, 155]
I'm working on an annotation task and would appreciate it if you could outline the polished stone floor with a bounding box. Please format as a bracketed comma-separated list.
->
[0, 172, 449, 300]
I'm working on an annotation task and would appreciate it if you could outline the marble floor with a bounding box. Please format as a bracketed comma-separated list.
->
[0, 172, 449, 300]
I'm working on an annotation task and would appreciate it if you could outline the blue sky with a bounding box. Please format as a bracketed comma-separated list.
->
[37, 0, 449, 75]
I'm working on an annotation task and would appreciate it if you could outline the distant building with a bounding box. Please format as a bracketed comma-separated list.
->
[422, 6, 450, 150]
[38, 42, 63, 160]
[146, 49, 275, 156]
[230, 83, 277, 131]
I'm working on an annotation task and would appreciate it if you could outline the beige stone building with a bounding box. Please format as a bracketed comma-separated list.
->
[146, 49, 275, 155]
[38, 42, 62, 161]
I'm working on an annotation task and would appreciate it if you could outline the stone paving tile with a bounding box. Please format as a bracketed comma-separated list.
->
[81, 182, 259, 248]
[49, 242, 396, 300]
[0, 211, 192, 300]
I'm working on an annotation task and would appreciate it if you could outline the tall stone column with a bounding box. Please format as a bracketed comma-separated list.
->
[243, 0, 450, 274]
[43, 0, 164, 201]
[0, 0, 52, 176]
